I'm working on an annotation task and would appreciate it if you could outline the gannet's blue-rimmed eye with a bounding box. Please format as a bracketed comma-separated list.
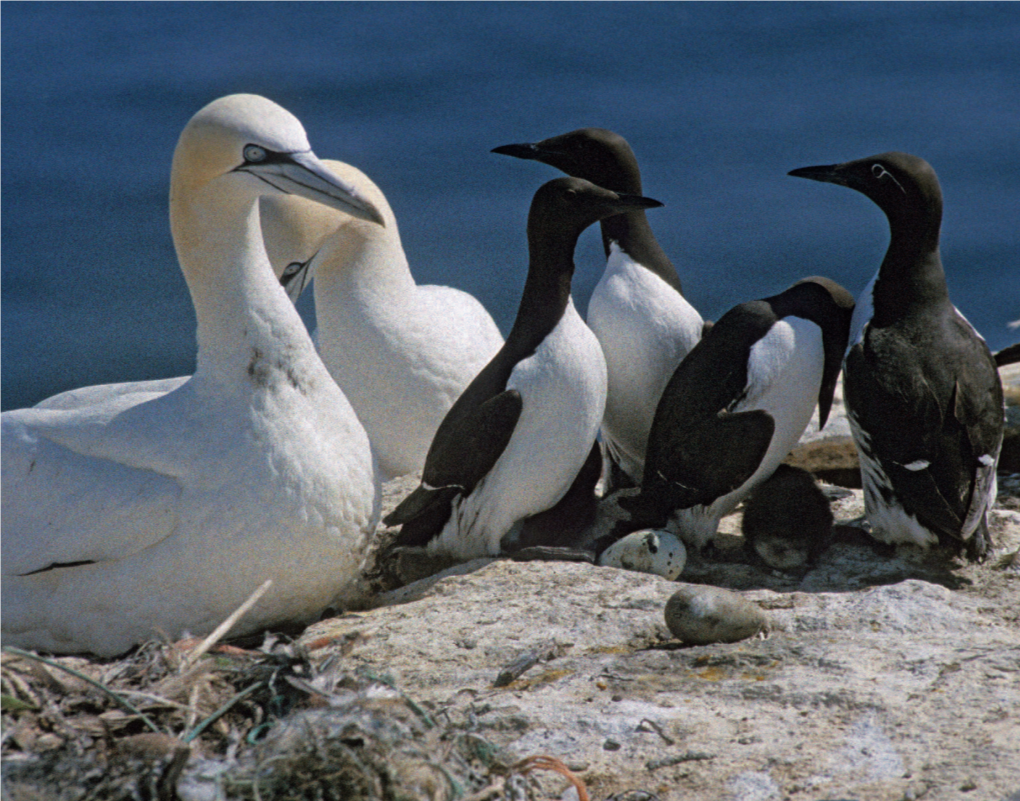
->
[243, 145, 267, 163]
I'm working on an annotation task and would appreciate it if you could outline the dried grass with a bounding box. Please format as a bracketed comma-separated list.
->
[2, 630, 589, 801]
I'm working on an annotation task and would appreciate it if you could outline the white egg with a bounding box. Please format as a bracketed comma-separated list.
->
[597, 529, 686, 580]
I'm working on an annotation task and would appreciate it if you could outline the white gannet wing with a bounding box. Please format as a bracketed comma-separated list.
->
[35, 376, 189, 412]
[2, 410, 183, 578]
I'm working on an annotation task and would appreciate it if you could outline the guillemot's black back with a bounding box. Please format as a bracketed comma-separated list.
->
[790, 152, 1004, 560]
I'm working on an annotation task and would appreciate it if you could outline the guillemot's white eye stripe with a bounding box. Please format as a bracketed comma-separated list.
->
[871, 163, 907, 195]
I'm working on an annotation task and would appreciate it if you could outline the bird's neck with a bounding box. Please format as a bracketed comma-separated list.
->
[507, 232, 575, 355]
[314, 221, 415, 299]
[600, 211, 683, 293]
[872, 215, 950, 326]
[171, 186, 321, 390]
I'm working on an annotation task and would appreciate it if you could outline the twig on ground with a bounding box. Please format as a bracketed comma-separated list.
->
[180, 579, 273, 671]
[515, 755, 589, 801]
[182, 681, 265, 743]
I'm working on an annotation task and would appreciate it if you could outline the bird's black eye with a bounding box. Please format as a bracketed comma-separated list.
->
[282, 262, 303, 278]
[243, 145, 267, 163]
[871, 163, 886, 179]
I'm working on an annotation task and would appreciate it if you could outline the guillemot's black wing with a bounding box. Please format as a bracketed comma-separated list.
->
[384, 385, 522, 545]
[845, 310, 1003, 542]
[622, 299, 780, 523]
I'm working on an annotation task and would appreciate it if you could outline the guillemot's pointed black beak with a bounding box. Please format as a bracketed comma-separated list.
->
[492, 142, 542, 160]
[612, 192, 663, 211]
[788, 163, 847, 187]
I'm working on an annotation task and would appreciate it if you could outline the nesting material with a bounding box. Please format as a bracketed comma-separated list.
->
[664, 585, 769, 645]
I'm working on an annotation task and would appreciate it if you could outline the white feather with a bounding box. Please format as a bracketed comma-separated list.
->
[427, 298, 607, 561]
[587, 242, 703, 483]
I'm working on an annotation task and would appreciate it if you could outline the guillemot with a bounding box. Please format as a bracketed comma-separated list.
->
[1, 95, 383, 656]
[789, 152, 1004, 560]
[384, 177, 663, 561]
[607, 277, 854, 551]
[741, 463, 834, 571]
[492, 128, 704, 488]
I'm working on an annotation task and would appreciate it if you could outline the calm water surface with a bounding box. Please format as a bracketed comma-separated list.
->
[3, 2, 1018, 410]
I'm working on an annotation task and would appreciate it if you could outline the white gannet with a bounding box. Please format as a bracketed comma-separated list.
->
[2, 94, 385, 656]
[493, 129, 705, 489]
[260, 160, 504, 479]
[384, 177, 663, 562]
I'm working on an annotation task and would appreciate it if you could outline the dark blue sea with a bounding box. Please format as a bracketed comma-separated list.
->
[3, 2, 1018, 411]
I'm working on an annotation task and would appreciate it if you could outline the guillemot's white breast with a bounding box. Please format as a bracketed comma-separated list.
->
[588, 241, 703, 483]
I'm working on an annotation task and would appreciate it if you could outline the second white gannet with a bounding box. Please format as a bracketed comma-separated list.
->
[2, 94, 384, 656]
[261, 161, 504, 479]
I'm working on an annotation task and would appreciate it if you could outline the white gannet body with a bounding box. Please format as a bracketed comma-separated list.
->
[2, 94, 384, 656]
[260, 161, 504, 479]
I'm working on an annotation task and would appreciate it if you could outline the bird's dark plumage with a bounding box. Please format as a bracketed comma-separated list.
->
[790, 152, 1004, 560]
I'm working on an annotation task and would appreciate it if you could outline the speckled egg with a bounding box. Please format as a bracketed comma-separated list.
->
[664, 585, 769, 645]
[597, 529, 686, 580]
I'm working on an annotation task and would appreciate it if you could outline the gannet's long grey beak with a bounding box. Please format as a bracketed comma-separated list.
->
[244, 151, 386, 226]
[279, 258, 315, 304]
